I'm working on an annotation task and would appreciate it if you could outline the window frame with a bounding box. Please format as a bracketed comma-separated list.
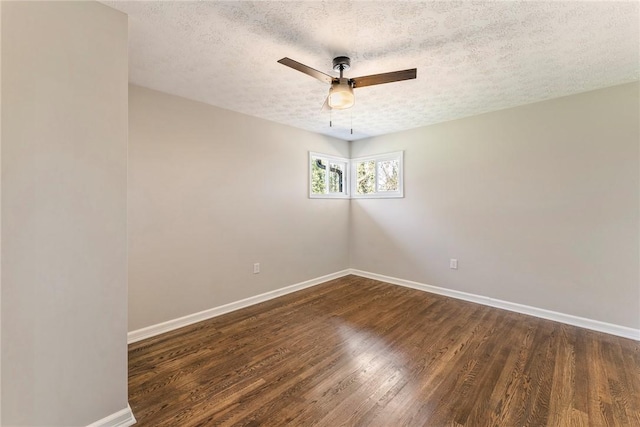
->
[350, 151, 404, 199]
[308, 152, 350, 199]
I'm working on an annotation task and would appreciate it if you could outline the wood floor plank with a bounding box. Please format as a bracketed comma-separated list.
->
[129, 275, 640, 426]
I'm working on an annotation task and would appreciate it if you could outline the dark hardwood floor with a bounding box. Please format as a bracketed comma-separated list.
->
[128, 275, 640, 426]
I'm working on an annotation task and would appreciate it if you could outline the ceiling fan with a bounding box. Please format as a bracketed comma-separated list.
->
[277, 56, 417, 110]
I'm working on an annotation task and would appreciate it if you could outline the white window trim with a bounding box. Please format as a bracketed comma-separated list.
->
[351, 151, 404, 199]
[309, 151, 404, 199]
[309, 152, 350, 199]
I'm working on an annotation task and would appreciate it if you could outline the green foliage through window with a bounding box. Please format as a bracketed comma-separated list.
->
[351, 152, 403, 198]
[311, 157, 327, 194]
[377, 160, 399, 192]
[310, 153, 348, 198]
[356, 161, 376, 195]
[329, 163, 344, 193]
[310, 151, 402, 199]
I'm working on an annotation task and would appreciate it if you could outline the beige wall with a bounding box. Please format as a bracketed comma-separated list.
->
[350, 83, 640, 329]
[131, 83, 639, 333]
[128, 85, 350, 331]
[1, 2, 128, 425]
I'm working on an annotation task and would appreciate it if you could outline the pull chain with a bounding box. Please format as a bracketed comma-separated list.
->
[350, 109, 353, 135]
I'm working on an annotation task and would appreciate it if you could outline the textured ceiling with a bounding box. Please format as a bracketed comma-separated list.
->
[102, 1, 639, 141]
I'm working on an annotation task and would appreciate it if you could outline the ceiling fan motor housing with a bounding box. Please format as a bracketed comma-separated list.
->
[332, 56, 351, 72]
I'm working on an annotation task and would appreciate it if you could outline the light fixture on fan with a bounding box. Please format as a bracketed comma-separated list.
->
[327, 57, 355, 109]
[328, 78, 354, 109]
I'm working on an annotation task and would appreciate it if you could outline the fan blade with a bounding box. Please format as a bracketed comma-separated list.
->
[321, 96, 331, 112]
[278, 57, 334, 84]
[351, 68, 417, 89]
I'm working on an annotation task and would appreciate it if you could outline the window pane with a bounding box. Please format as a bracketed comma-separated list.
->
[377, 160, 399, 192]
[356, 160, 376, 194]
[328, 162, 345, 193]
[311, 157, 327, 194]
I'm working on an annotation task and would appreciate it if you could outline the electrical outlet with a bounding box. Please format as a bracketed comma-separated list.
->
[253, 263, 260, 274]
[450, 259, 458, 269]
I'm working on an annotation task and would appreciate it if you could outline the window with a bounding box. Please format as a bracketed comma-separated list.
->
[351, 151, 403, 198]
[309, 151, 403, 199]
[309, 152, 349, 198]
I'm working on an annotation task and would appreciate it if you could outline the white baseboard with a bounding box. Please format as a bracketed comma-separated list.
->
[128, 270, 351, 344]
[349, 269, 640, 341]
[87, 404, 136, 427]
[128, 268, 639, 344]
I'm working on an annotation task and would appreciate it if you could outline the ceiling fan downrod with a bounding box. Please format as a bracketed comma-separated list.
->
[332, 56, 351, 79]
